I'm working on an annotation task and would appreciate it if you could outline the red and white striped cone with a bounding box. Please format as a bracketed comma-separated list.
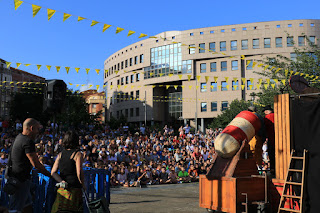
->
[214, 111, 261, 158]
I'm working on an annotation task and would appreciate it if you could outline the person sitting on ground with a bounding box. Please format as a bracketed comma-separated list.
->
[188, 165, 199, 182]
[159, 167, 170, 184]
[124, 166, 138, 187]
[151, 168, 159, 184]
[178, 166, 191, 183]
[168, 168, 178, 184]
[117, 168, 127, 186]
[137, 167, 149, 186]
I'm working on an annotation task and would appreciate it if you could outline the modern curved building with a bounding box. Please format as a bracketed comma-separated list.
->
[104, 19, 320, 131]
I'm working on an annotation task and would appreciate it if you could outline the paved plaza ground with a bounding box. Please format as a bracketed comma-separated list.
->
[109, 182, 207, 213]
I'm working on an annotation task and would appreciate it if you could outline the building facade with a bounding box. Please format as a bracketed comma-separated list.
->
[82, 90, 106, 123]
[104, 19, 320, 131]
[0, 59, 45, 118]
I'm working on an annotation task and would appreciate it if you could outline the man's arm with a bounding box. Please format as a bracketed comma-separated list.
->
[26, 152, 51, 177]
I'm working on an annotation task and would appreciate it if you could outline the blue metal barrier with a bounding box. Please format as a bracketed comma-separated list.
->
[0, 167, 110, 212]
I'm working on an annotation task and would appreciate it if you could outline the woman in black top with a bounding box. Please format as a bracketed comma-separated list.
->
[51, 131, 84, 213]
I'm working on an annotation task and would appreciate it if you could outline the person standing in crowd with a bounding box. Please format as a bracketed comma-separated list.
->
[51, 130, 85, 213]
[263, 105, 275, 173]
[8, 118, 53, 213]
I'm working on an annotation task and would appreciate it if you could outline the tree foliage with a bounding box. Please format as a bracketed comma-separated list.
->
[208, 99, 252, 129]
[254, 36, 320, 107]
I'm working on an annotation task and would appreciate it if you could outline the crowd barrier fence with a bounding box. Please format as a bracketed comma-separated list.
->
[0, 167, 110, 212]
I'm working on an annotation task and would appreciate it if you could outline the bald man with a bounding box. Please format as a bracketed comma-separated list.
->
[8, 118, 52, 213]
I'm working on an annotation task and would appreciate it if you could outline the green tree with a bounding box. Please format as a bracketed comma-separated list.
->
[255, 36, 320, 107]
[208, 99, 252, 129]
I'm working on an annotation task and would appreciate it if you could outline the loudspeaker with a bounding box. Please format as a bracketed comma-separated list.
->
[43, 80, 66, 113]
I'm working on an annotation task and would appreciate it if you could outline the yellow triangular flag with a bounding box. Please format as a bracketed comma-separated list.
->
[189, 85, 192, 90]
[16, 63, 21, 68]
[281, 80, 286, 85]
[46, 65, 51, 71]
[86, 68, 90, 74]
[95, 69, 100, 74]
[196, 86, 199, 90]
[271, 84, 275, 89]
[270, 66, 275, 71]
[14, 0, 23, 10]
[205, 76, 209, 82]
[36, 65, 41, 71]
[103, 85, 107, 88]
[116, 27, 124, 34]
[181, 86, 185, 89]
[139, 33, 148, 38]
[249, 85, 253, 90]
[56, 66, 60, 73]
[152, 85, 156, 88]
[210, 86, 214, 90]
[32, 5, 41, 18]
[65, 67, 70, 74]
[91, 20, 99, 27]
[47, 9, 56, 21]
[24, 64, 31, 66]
[150, 73, 154, 76]
[233, 77, 238, 81]
[264, 84, 268, 89]
[266, 79, 270, 84]
[78, 17, 85, 21]
[76, 84, 80, 87]
[275, 68, 281, 73]
[252, 62, 257, 68]
[159, 73, 164, 77]
[127, 30, 135, 37]
[225, 77, 229, 82]
[257, 63, 263, 68]
[166, 85, 170, 89]
[241, 78, 246, 84]
[131, 85, 134, 89]
[178, 75, 183, 80]
[246, 60, 251, 67]
[273, 79, 279, 84]
[75, 68, 80, 73]
[250, 78, 254, 84]
[256, 84, 261, 89]
[88, 85, 93, 88]
[214, 77, 218, 83]
[264, 65, 270, 70]
[96, 85, 100, 90]
[258, 79, 262, 84]
[174, 85, 178, 90]
[241, 55, 245, 60]
[226, 85, 229, 90]
[68, 82, 73, 86]
[63, 13, 71, 22]
[187, 75, 191, 81]
[115, 71, 119, 74]
[234, 85, 238, 90]
[5, 62, 11, 68]
[102, 24, 111, 32]
[241, 85, 245, 90]
[218, 85, 221, 90]
[196, 76, 201, 81]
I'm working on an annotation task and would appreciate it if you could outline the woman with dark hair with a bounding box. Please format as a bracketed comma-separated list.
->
[51, 131, 85, 212]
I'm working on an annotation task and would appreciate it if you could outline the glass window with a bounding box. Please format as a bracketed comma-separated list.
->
[136, 73, 140, 82]
[210, 62, 216, 72]
[125, 60, 128, 68]
[287, 37, 294, 47]
[231, 60, 238, 70]
[232, 28, 236, 32]
[129, 58, 133, 66]
[264, 38, 271, 48]
[232, 81, 239, 90]
[277, 25, 280, 28]
[200, 63, 206, 73]
[211, 82, 217, 92]
[134, 56, 138, 64]
[221, 61, 227, 71]
[200, 32, 204, 35]
[140, 54, 144, 63]
[253, 39, 260, 49]
[311, 23, 314, 27]
[131, 75, 134, 83]
[211, 102, 217, 111]
[298, 36, 305, 46]
[210, 30, 214, 34]
[136, 90, 140, 99]
[201, 102, 207, 112]
[221, 101, 228, 111]
[130, 108, 133, 117]
[242, 27, 247, 31]
[276, 37, 282, 47]
[190, 33, 194, 36]
[201, 83, 207, 92]
[231, 40, 237, 50]
[121, 61, 124, 69]
[247, 80, 254, 90]
[288, 24, 292, 27]
[121, 77, 124, 85]
[172, 36, 175, 39]
[290, 53, 297, 62]
[209, 42, 215, 51]
[220, 41, 226, 51]
[189, 44, 195, 54]
[136, 108, 139, 116]
[221, 29, 225, 32]
[125, 76, 129, 84]
[309, 36, 315, 45]
[199, 43, 205, 53]
[221, 81, 228, 91]
[299, 23, 303, 27]
[247, 60, 253, 70]
[241, 40, 248, 50]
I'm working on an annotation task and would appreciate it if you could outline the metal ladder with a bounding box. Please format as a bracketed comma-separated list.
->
[278, 149, 307, 213]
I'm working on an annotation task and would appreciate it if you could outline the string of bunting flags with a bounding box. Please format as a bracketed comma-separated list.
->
[13, 0, 151, 39]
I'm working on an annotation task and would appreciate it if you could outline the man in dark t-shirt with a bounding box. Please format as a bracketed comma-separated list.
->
[8, 118, 52, 212]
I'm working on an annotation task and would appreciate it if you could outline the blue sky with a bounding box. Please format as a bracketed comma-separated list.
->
[0, 0, 319, 92]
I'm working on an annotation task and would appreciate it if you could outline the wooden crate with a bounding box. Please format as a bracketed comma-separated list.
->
[199, 175, 265, 213]
[274, 94, 291, 180]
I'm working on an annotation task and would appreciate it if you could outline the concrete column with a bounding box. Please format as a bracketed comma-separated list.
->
[201, 118, 204, 133]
